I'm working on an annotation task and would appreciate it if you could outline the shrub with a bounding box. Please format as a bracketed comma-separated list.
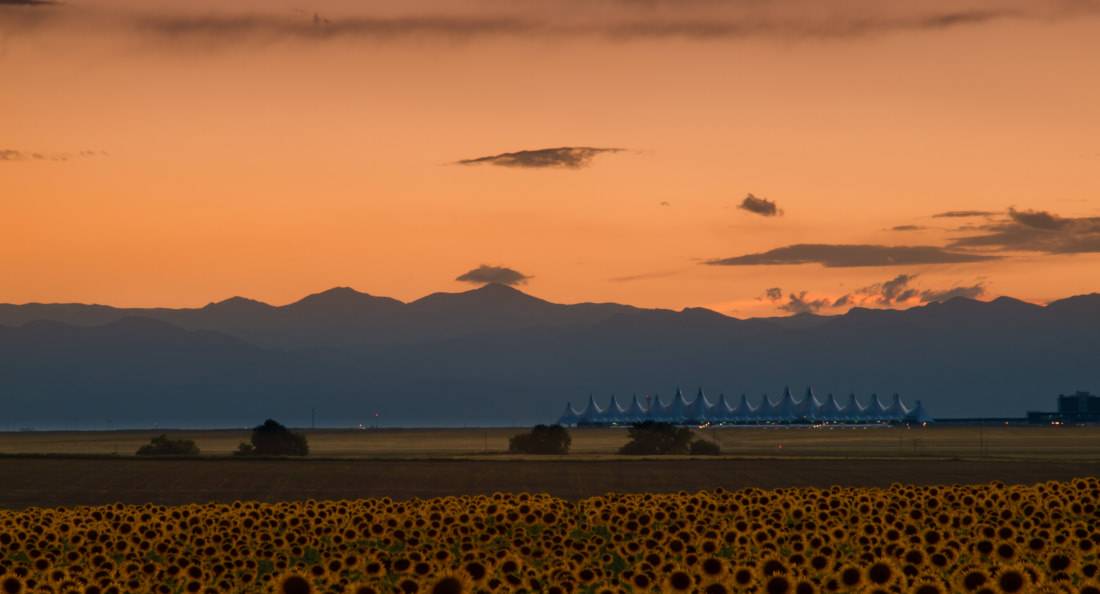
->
[235, 419, 309, 456]
[136, 434, 200, 456]
[509, 425, 571, 454]
[619, 421, 695, 455]
[690, 438, 721, 455]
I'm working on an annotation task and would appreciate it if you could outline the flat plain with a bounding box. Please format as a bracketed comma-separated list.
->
[2, 424, 1099, 458]
[0, 425, 1097, 509]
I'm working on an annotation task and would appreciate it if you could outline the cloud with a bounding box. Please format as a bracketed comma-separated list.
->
[764, 287, 783, 301]
[131, 14, 536, 42]
[6, 2, 1094, 46]
[920, 283, 986, 303]
[456, 147, 623, 169]
[890, 225, 925, 232]
[0, 149, 104, 162]
[1007, 207, 1069, 230]
[609, 270, 681, 282]
[932, 210, 998, 218]
[455, 265, 532, 286]
[705, 243, 998, 268]
[858, 273, 921, 305]
[738, 193, 782, 217]
[839, 274, 987, 308]
[949, 208, 1100, 254]
[777, 291, 830, 314]
[778, 274, 988, 315]
[599, 9, 1017, 41]
[659, 201, 671, 207]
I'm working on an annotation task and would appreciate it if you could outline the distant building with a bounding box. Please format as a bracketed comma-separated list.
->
[1027, 391, 1100, 424]
[557, 386, 931, 426]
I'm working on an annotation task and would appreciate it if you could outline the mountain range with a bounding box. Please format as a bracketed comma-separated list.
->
[1, 284, 1097, 428]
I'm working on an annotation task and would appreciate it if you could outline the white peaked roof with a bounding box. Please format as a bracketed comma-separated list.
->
[774, 386, 797, 418]
[717, 393, 736, 414]
[842, 393, 862, 415]
[817, 394, 844, 419]
[577, 394, 603, 424]
[558, 387, 930, 425]
[734, 394, 755, 416]
[624, 394, 647, 421]
[685, 388, 711, 420]
[795, 387, 817, 418]
[558, 402, 579, 425]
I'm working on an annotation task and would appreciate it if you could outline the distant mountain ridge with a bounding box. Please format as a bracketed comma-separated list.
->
[0, 284, 645, 348]
[0, 286, 1097, 427]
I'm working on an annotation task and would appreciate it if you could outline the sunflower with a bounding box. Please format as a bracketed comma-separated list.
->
[427, 572, 472, 594]
[0, 576, 22, 594]
[272, 574, 313, 594]
[993, 563, 1032, 594]
[954, 565, 990, 592]
[863, 559, 900, 587]
[662, 567, 694, 592]
[907, 577, 948, 594]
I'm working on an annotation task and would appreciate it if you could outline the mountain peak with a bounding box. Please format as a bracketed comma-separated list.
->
[411, 283, 546, 309]
[289, 286, 400, 307]
[203, 296, 274, 311]
[468, 282, 538, 299]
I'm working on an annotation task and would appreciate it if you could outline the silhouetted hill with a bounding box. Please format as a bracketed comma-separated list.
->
[0, 284, 643, 348]
[0, 288, 1098, 427]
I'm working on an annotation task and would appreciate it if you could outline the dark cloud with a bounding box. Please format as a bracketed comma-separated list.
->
[599, 9, 1016, 40]
[1007, 207, 1070, 230]
[851, 274, 920, 305]
[738, 193, 782, 217]
[456, 147, 624, 169]
[874, 274, 919, 304]
[455, 265, 532, 286]
[0, 149, 39, 161]
[890, 225, 925, 232]
[932, 210, 998, 218]
[705, 244, 998, 268]
[609, 269, 681, 282]
[949, 208, 1100, 254]
[920, 283, 986, 303]
[827, 274, 987, 309]
[764, 287, 783, 301]
[6, 4, 1092, 45]
[132, 14, 536, 42]
[0, 149, 104, 162]
[778, 291, 829, 315]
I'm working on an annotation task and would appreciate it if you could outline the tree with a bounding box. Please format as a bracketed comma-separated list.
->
[690, 438, 721, 455]
[236, 419, 309, 456]
[509, 424, 571, 455]
[619, 422, 695, 455]
[136, 434, 200, 456]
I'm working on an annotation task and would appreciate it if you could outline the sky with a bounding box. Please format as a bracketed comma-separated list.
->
[2, 0, 1100, 318]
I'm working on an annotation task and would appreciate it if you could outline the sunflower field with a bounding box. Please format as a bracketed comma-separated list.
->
[1, 478, 1098, 594]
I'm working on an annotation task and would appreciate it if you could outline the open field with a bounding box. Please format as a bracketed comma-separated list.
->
[2, 424, 1100, 458]
[1, 457, 1098, 509]
[3, 426, 1097, 510]
[4, 479, 1098, 594]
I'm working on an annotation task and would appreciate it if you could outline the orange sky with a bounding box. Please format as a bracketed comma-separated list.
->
[2, 0, 1099, 317]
